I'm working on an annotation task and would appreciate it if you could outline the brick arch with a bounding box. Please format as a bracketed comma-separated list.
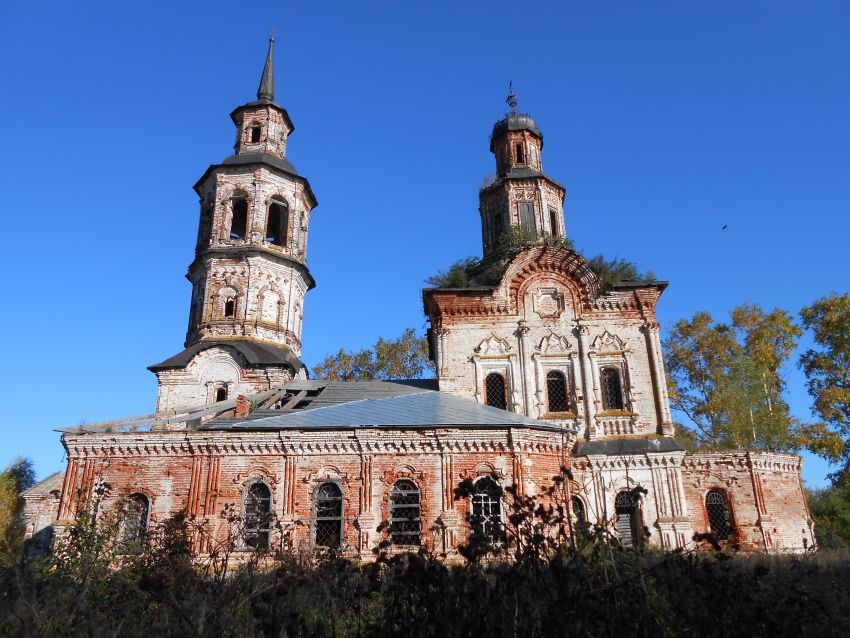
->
[497, 246, 601, 313]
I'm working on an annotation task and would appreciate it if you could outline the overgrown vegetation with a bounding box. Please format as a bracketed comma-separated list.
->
[426, 225, 653, 289]
[312, 327, 434, 381]
[4, 472, 850, 636]
[0, 457, 35, 565]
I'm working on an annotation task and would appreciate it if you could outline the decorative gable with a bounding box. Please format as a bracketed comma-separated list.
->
[536, 332, 573, 354]
[475, 334, 512, 356]
[590, 330, 626, 352]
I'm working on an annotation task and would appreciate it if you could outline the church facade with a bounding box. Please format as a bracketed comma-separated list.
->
[23, 42, 815, 558]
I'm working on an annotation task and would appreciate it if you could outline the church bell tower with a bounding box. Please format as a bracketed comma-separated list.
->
[149, 38, 317, 413]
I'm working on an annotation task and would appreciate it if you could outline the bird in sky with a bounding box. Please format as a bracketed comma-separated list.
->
[722, 225, 728, 230]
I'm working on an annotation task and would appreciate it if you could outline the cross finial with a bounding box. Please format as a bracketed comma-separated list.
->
[506, 80, 518, 113]
[270, 28, 275, 44]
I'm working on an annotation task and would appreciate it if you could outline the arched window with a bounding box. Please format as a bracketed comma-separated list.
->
[485, 372, 508, 410]
[614, 490, 640, 547]
[471, 477, 503, 544]
[224, 298, 235, 318]
[601, 367, 625, 411]
[243, 482, 272, 550]
[215, 387, 228, 402]
[265, 200, 288, 246]
[546, 370, 570, 413]
[229, 198, 248, 239]
[571, 496, 586, 526]
[118, 493, 149, 551]
[389, 480, 421, 546]
[314, 482, 344, 548]
[250, 123, 261, 143]
[705, 489, 733, 540]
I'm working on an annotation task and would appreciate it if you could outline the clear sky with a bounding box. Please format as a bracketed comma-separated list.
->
[1, 1, 848, 487]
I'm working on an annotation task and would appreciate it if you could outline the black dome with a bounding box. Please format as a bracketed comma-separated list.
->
[491, 113, 542, 140]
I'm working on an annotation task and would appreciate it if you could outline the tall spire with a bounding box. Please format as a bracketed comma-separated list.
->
[257, 33, 275, 102]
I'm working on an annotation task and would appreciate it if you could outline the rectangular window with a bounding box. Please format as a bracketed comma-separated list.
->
[520, 203, 536, 234]
[492, 210, 503, 247]
[230, 198, 248, 239]
[549, 208, 559, 237]
[515, 143, 525, 164]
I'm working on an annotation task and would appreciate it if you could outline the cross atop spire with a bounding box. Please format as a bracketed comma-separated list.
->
[257, 33, 275, 102]
[506, 80, 518, 114]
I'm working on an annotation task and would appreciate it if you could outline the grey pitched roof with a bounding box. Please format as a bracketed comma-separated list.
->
[574, 438, 685, 457]
[149, 340, 305, 372]
[202, 388, 561, 431]
[22, 471, 64, 497]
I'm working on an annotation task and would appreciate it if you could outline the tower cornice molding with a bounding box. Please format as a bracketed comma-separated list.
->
[188, 246, 316, 290]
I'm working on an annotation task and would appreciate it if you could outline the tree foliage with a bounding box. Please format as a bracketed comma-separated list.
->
[312, 328, 434, 381]
[0, 457, 36, 565]
[800, 293, 850, 482]
[584, 254, 655, 286]
[664, 304, 837, 455]
[807, 486, 850, 549]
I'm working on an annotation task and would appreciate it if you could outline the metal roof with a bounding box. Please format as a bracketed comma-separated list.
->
[575, 438, 685, 457]
[202, 388, 563, 431]
[149, 340, 306, 372]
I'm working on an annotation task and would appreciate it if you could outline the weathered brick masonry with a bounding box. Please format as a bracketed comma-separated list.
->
[22, 42, 815, 556]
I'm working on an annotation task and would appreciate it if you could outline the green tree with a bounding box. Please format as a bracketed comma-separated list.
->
[664, 304, 832, 453]
[0, 457, 36, 564]
[800, 293, 850, 482]
[313, 328, 434, 381]
[806, 485, 850, 549]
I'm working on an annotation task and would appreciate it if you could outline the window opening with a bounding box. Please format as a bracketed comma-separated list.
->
[492, 210, 503, 246]
[118, 493, 149, 551]
[250, 123, 261, 143]
[314, 482, 344, 548]
[485, 372, 508, 410]
[243, 482, 272, 550]
[614, 490, 640, 547]
[546, 370, 570, 413]
[520, 203, 536, 235]
[471, 477, 503, 544]
[706, 489, 733, 540]
[215, 387, 228, 402]
[265, 201, 288, 246]
[549, 208, 560, 237]
[571, 496, 586, 525]
[389, 480, 421, 546]
[515, 142, 525, 164]
[601, 367, 625, 411]
[230, 198, 248, 239]
[224, 298, 235, 318]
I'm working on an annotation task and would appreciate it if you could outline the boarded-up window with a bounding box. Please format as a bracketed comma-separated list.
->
[520, 203, 536, 234]
[485, 373, 508, 410]
[615, 490, 640, 547]
[546, 370, 570, 412]
[230, 198, 248, 239]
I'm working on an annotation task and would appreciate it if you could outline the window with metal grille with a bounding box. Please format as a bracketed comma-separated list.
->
[389, 480, 421, 546]
[520, 203, 536, 234]
[471, 477, 503, 544]
[243, 482, 272, 550]
[230, 198, 248, 239]
[705, 489, 733, 540]
[546, 370, 570, 413]
[266, 201, 288, 246]
[118, 493, 149, 551]
[601, 367, 625, 411]
[614, 490, 640, 547]
[485, 372, 508, 410]
[571, 496, 586, 525]
[314, 482, 344, 548]
[250, 123, 261, 143]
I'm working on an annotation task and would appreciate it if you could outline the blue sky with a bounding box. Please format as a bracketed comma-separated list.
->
[1, 1, 847, 487]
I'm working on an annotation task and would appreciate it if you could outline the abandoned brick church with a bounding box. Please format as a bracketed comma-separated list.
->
[23, 40, 815, 557]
